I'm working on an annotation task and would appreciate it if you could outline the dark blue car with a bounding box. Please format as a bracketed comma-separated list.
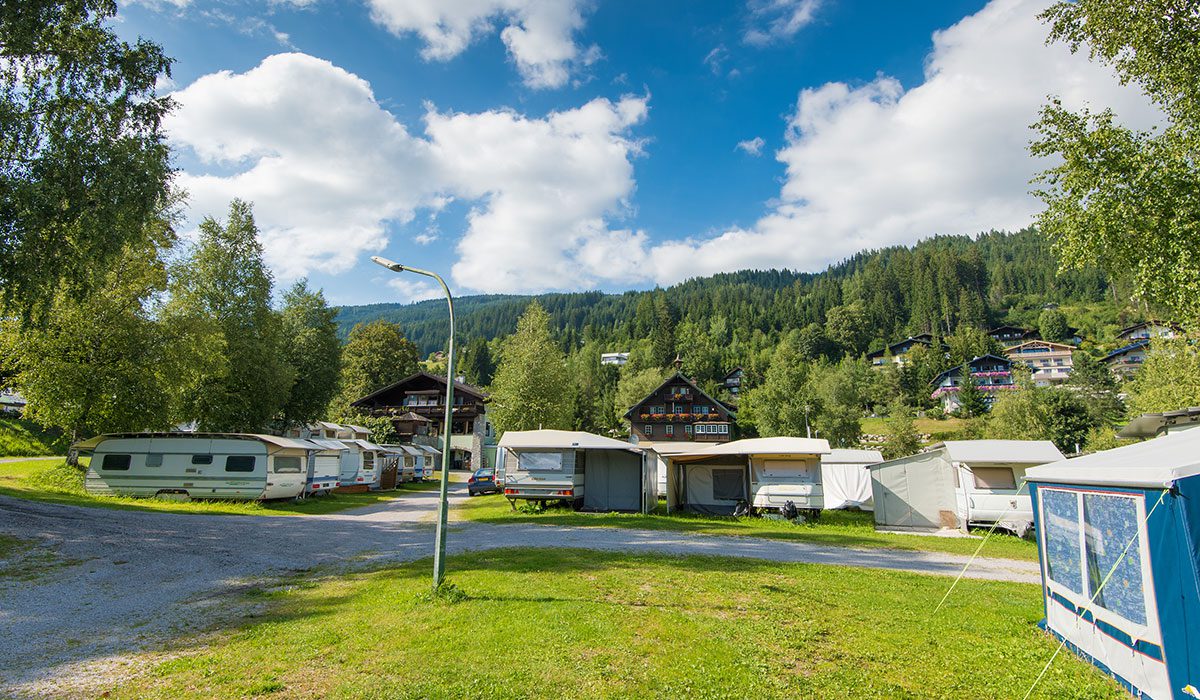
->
[468, 468, 500, 496]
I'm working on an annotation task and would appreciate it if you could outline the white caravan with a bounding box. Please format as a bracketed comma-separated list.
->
[335, 425, 387, 489]
[302, 437, 346, 495]
[869, 440, 1065, 535]
[498, 430, 653, 512]
[78, 433, 315, 501]
[665, 437, 831, 516]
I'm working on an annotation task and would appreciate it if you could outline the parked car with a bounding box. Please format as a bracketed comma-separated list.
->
[468, 468, 501, 496]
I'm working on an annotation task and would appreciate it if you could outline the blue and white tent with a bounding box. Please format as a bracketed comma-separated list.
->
[1025, 429, 1200, 699]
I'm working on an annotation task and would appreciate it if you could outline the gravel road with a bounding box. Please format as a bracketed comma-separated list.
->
[0, 484, 1039, 697]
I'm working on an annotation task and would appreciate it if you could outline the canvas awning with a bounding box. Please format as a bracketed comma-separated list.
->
[931, 440, 1064, 464]
[824, 448, 884, 464]
[303, 438, 349, 452]
[672, 437, 830, 462]
[346, 439, 387, 452]
[1027, 429, 1200, 489]
[498, 429, 641, 451]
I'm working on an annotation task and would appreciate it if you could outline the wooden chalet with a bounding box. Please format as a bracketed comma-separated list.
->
[867, 333, 933, 367]
[624, 372, 736, 444]
[1004, 340, 1075, 386]
[1115, 321, 1181, 343]
[352, 372, 492, 470]
[988, 325, 1039, 346]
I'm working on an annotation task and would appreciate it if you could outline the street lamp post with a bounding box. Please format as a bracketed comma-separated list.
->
[371, 256, 455, 591]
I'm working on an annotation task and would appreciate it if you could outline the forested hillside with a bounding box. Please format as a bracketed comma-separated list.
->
[337, 229, 1129, 355]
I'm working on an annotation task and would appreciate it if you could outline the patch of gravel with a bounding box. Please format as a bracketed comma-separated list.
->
[0, 484, 1039, 697]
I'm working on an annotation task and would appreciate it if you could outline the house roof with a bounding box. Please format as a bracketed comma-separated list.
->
[929, 354, 1012, 386]
[498, 429, 640, 451]
[823, 448, 884, 464]
[866, 335, 933, 359]
[1103, 339, 1149, 361]
[988, 325, 1036, 336]
[1027, 428, 1200, 488]
[1116, 320, 1181, 337]
[674, 437, 831, 459]
[931, 440, 1064, 464]
[351, 371, 488, 408]
[622, 372, 735, 420]
[1005, 340, 1076, 353]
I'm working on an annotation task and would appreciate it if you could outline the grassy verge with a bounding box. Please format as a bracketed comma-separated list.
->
[0, 416, 67, 457]
[456, 494, 1038, 561]
[108, 548, 1117, 699]
[0, 459, 438, 516]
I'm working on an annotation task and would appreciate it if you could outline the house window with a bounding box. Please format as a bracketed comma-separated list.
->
[273, 456, 302, 473]
[225, 455, 256, 472]
[684, 425, 693, 437]
[665, 425, 674, 437]
[101, 454, 131, 471]
[644, 424, 654, 437]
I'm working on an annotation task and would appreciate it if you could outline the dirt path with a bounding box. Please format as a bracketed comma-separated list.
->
[0, 487, 1039, 697]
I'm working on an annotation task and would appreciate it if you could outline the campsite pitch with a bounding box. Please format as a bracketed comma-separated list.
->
[0, 459, 440, 516]
[456, 494, 1040, 561]
[100, 548, 1119, 699]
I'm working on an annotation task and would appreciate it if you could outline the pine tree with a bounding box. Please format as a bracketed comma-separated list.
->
[882, 399, 921, 459]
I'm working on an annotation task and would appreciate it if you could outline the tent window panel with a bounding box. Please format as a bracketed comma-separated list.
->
[972, 467, 1017, 490]
[711, 468, 745, 501]
[101, 454, 131, 471]
[1042, 489, 1083, 594]
[519, 452, 564, 471]
[273, 456, 302, 473]
[1083, 493, 1147, 626]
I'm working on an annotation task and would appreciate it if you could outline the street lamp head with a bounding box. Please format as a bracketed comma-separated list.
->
[371, 256, 405, 273]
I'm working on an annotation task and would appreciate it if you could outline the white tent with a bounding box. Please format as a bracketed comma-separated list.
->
[820, 448, 884, 510]
[870, 440, 1064, 533]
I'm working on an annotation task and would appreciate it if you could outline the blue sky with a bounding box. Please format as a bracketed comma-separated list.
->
[115, 0, 1156, 306]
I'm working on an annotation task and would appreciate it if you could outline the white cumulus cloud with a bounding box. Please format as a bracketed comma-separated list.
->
[745, 0, 822, 45]
[736, 136, 765, 156]
[166, 52, 648, 293]
[646, 0, 1162, 285]
[364, 0, 595, 89]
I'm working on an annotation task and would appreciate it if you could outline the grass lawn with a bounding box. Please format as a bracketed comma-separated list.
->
[107, 548, 1117, 699]
[456, 494, 1038, 561]
[861, 415, 971, 440]
[0, 416, 68, 457]
[0, 459, 439, 517]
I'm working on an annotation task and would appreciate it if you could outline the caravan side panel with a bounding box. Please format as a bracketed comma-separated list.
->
[86, 437, 269, 500]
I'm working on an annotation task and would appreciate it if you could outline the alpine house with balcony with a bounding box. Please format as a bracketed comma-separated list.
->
[624, 372, 736, 444]
[929, 354, 1016, 412]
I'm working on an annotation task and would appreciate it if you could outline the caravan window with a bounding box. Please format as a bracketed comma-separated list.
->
[101, 454, 131, 471]
[1083, 493, 1147, 626]
[273, 456, 302, 473]
[519, 452, 563, 471]
[225, 455, 256, 472]
[362, 453, 375, 471]
[972, 467, 1017, 490]
[192, 454, 213, 465]
[145, 453, 163, 468]
[712, 468, 745, 501]
[1041, 489, 1083, 595]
